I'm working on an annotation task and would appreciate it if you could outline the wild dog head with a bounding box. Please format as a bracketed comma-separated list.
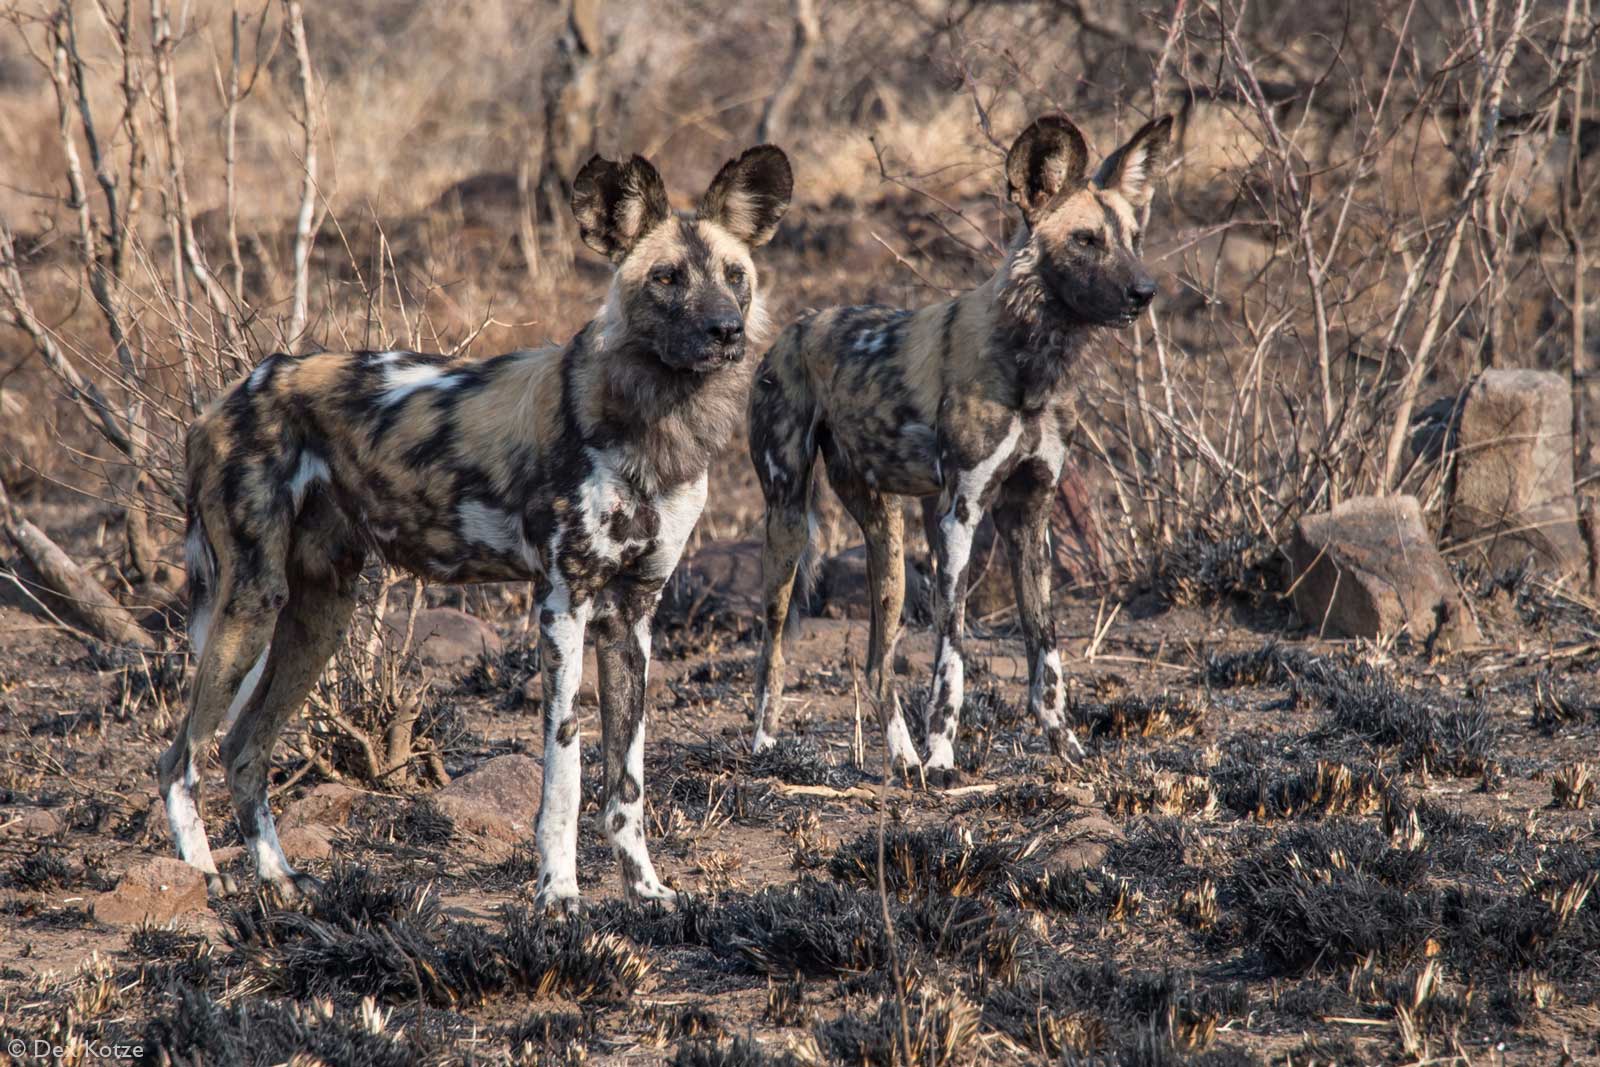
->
[574, 145, 793, 372]
[1004, 113, 1172, 329]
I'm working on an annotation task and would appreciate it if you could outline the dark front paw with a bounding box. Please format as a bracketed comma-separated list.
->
[1048, 726, 1087, 760]
[204, 871, 239, 898]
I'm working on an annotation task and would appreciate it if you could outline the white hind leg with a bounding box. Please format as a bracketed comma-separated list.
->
[159, 550, 286, 897]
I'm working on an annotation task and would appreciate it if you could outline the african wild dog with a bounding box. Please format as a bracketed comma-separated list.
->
[749, 113, 1171, 786]
[158, 145, 792, 908]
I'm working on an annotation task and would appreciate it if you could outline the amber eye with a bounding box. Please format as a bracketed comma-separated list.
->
[651, 266, 680, 287]
[1073, 230, 1103, 248]
[725, 264, 746, 286]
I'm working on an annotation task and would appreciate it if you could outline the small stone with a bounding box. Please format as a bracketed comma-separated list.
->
[0, 806, 67, 838]
[1288, 494, 1481, 648]
[278, 825, 333, 862]
[1057, 813, 1120, 870]
[92, 857, 208, 925]
[279, 783, 364, 833]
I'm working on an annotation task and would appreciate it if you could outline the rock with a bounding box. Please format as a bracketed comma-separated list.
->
[1288, 495, 1481, 648]
[1448, 369, 1586, 578]
[92, 858, 208, 925]
[432, 754, 539, 845]
[279, 783, 364, 833]
[278, 825, 333, 862]
[0, 806, 67, 837]
[662, 539, 766, 621]
[386, 607, 501, 669]
[1056, 813, 1120, 870]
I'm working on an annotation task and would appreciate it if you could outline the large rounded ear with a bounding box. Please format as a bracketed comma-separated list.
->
[1093, 114, 1173, 210]
[1005, 115, 1089, 224]
[570, 154, 671, 262]
[696, 144, 793, 248]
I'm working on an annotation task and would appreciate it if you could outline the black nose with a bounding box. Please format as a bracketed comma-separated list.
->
[708, 317, 744, 345]
[1128, 280, 1157, 309]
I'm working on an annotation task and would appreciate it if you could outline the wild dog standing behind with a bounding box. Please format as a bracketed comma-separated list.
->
[160, 145, 791, 908]
[749, 113, 1171, 785]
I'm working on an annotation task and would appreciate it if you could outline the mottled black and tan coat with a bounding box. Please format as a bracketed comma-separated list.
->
[749, 113, 1172, 785]
[159, 146, 792, 907]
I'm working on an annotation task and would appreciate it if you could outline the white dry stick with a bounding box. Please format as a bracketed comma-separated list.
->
[285, 0, 318, 346]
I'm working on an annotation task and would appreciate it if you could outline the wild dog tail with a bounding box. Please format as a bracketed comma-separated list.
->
[748, 318, 826, 638]
[183, 480, 218, 660]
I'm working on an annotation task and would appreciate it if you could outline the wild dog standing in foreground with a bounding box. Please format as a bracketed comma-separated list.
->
[750, 113, 1170, 785]
[159, 145, 791, 907]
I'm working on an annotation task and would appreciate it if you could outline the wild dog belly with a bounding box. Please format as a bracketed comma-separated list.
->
[821, 418, 943, 498]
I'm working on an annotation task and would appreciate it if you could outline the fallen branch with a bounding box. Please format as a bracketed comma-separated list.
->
[0, 480, 152, 650]
[769, 782, 880, 802]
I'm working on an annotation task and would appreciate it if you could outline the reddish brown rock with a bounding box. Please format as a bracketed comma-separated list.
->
[432, 754, 539, 845]
[92, 858, 208, 925]
[279, 825, 334, 862]
[279, 783, 364, 834]
[667, 539, 765, 615]
[1289, 495, 1480, 648]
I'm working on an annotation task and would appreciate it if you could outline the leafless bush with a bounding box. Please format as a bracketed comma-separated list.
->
[299, 572, 450, 790]
[861, 0, 1598, 572]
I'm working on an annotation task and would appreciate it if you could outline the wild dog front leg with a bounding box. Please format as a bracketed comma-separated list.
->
[925, 484, 984, 788]
[534, 583, 592, 911]
[594, 591, 677, 905]
[994, 478, 1084, 760]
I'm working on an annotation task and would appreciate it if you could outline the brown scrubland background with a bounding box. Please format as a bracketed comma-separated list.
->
[2, 0, 1596, 568]
[1, 2, 1599, 1066]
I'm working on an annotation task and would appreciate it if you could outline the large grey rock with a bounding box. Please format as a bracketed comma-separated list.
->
[387, 607, 502, 669]
[661, 539, 765, 623]
[1448, 369, 1586, 578]
[1289, 495, 1480, 648]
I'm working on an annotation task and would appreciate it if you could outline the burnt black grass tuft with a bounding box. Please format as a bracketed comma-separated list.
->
[1207, 644, 1500, 775]
[346, 794, 455, 848]
[1069, 692, 1206, 742]
[828, 825, 1031, 898]
[144, 983, 424, 1067]
[3, 846, 75, 890]
[749, 735, 856, 787]
[669, 1035, 804, 1067]
[1150, 524, 1283, 610]
[223, 865, 649, 1006]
